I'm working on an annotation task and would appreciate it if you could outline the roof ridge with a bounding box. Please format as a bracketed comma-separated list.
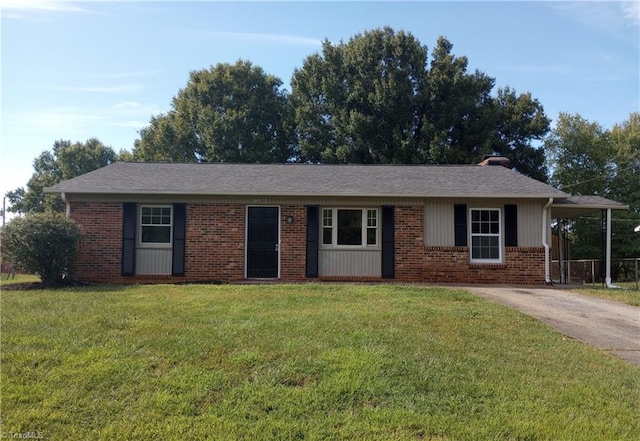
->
[113, 161, 481, 167]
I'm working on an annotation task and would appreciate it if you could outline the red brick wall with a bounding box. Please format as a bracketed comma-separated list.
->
[279, 205, 308, 281]
[70, 202, 124, 283]
[70, 202, 546, 285]
[395, 206, 427, 281]
[183, 204, 245, 281]
[392, 206, 545, 284]
[70, 203, 310, 284]
[421, 246, 545, 285]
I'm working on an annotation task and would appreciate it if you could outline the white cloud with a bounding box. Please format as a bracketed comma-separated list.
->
[109, 101, 160, 123]
[29, 107, 108, 132]
[51, 84, 145, 94]
[580, 66, 639, 82]
[115, 101, 142, 109]
[502, 64, 574, 75]
[550, 2, 639, 37]
[620, 1, 640, 24]
[109, 120, 148, 128]
[5, 101, 160, 137]
[0, 0, 101, 22]
[194, 29, 322, 47]
[0, 0, 92, 13]
[97, 70, 162, 80]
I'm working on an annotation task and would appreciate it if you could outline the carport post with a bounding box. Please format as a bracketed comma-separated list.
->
[605, 208, 612, 288]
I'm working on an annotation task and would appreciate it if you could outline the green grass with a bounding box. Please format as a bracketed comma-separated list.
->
[573, 282, 640, 306]
[0, 273, 40, 286]
[2, 284, 638, 440]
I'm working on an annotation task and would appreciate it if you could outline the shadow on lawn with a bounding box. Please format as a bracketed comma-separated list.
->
[1, 280, 132, 292]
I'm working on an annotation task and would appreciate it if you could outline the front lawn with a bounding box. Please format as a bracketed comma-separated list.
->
[2, 284, 638, 440]
[0, 273, 40, 286]
[573, 282, 640, 306]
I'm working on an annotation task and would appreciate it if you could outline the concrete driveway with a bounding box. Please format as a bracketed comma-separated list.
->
[463, 286, 640, 367]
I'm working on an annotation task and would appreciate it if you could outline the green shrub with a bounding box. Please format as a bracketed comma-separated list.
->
[1, 212, 81, 286]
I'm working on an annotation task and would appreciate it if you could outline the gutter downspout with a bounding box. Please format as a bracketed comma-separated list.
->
[543, 197, 553, 285]
[61, 192, 70, 217]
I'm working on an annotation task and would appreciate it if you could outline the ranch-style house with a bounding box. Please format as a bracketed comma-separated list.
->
[45, 158, 627, 285]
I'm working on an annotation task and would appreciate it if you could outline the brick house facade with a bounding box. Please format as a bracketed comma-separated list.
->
[69, 200, 544, 285]
[48, 162, 625, 286]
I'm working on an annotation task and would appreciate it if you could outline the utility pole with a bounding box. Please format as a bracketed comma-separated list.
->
[1, 196, 5, 227]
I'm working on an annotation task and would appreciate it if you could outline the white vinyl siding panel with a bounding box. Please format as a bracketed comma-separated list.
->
[135, 248, 172, 275]
[518, 200, 544, 247]
[424, 200, 455, 246]
[424, 198, 545, 247]
[318, 249, 381, 277]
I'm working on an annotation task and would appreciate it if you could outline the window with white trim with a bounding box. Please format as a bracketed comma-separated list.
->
[470, 208, 501, 262]
[140, 206, 172, 245]
[321, 208, 378, 247]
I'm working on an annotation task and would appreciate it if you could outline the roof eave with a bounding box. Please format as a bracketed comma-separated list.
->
[551, 203, 629, 211]
[46, 188, 568, 199]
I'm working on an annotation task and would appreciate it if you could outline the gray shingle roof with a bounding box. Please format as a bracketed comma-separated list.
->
[552, 195, 628, 209]
[550, 195, 628, 218]
[46, 162, 569, 199]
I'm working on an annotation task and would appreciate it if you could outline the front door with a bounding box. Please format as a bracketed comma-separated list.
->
[246, 207, 279, 278]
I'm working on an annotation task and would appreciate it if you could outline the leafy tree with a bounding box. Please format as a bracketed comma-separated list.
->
[489, 87, 550, 181]
[6, 139, 117, 214]
[610, 112, 640, 212]
[116, 148, 135, 162]
[609, 112, 640, 260]
[134, 112, 200, 162]
[545, 113, 613, 195]
[1, 213, 82, 286]
[545, 112, 640, 261]
[292, 27, 429, 164]
[134, 60, 295, 163]
[545, 113, 612, 260]
[292, 28, 550, 178]
[421, 36, 495, 165]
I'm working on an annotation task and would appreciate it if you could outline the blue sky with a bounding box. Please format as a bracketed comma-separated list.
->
[1, 1, 638, 203]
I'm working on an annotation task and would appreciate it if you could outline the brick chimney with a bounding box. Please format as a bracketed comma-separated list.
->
[478, 155, 511, 167]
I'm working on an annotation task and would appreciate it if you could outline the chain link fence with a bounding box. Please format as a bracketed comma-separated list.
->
[551, 258, 640, 289]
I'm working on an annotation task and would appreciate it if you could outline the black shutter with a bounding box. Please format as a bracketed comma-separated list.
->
[122, 202, 136, 276]
[172, 203, 186, 276]
[504, 204, 518, 247]
[306, 205, 319, 278]
[381, 206, 395, 278]
[454, 204, 468, 247]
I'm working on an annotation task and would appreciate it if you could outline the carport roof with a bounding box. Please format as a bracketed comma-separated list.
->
[551, 195, 628, 218]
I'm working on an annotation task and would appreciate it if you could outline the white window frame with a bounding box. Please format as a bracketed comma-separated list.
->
[469, 208, 502, 263]
[320, 208, 379, 249]
[139, 205, 173, 248]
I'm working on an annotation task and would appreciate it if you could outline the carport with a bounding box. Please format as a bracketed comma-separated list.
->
[549, 196, 628, 287]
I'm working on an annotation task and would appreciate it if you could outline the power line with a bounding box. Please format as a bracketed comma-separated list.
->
[560, 174, 608, 189]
